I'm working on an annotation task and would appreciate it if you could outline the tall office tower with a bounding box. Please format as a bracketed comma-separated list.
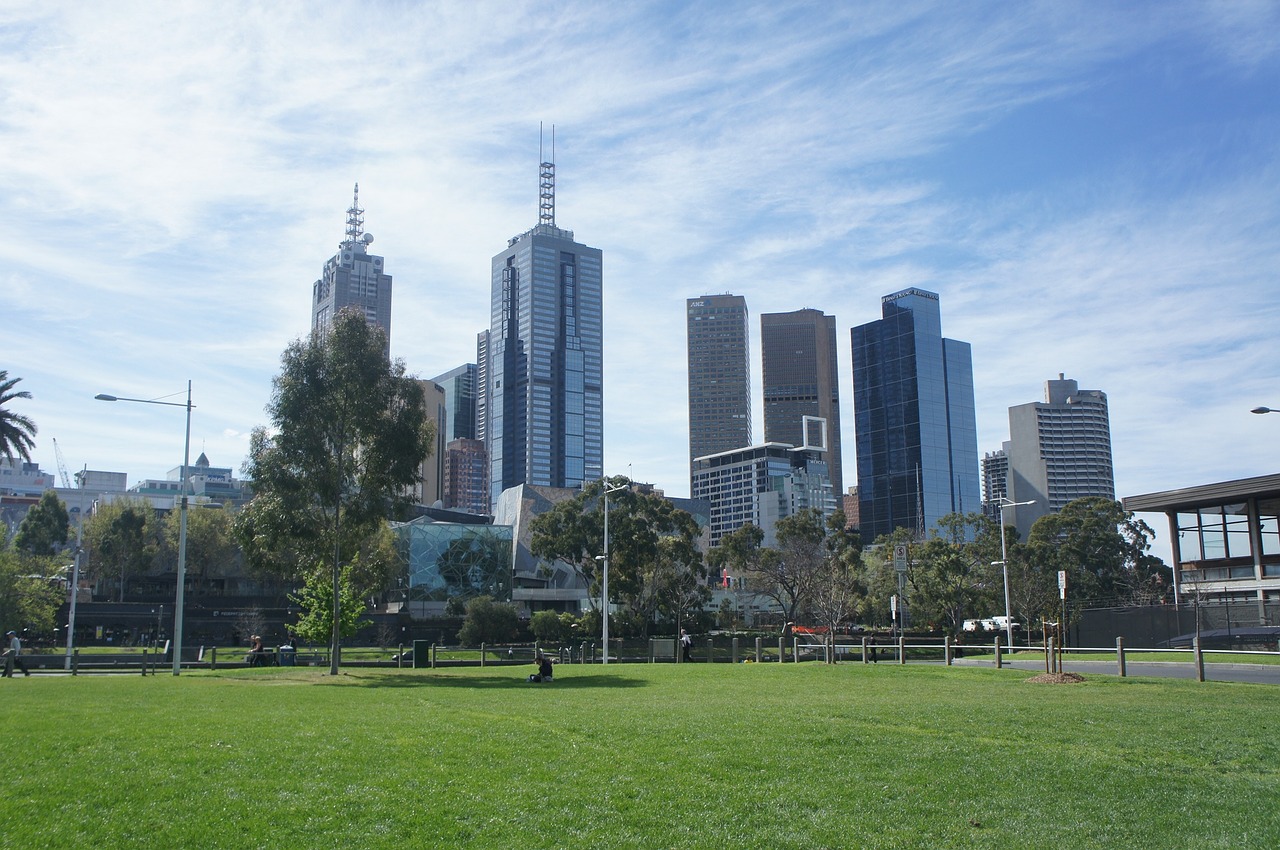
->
[1004, 374, 1114, 538]
[851, 288, 980, 542]
[415, 381, 448, 506]
[475, 331, 490, 445]
[760, 309, 843, 495]
[312, 183, 393, 356]
[484, 146, 603, 505]
[431, 364, 478, 443]
[686, 294, 752, 480]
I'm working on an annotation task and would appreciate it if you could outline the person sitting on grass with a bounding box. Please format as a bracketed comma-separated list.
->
[527, 650, 554, 683]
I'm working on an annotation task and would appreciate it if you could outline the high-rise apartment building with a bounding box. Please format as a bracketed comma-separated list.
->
[415, 381, 448, 507]
[443, 438, 490, 515]
[1001, 374, 1114, 538]
[761, 308, 843, 495]
[686, 294, 752, 479]
[692, 443, 834, 548]
[312, 184, 393, 355]
[981, 447, 1010, 519]
[851, 288, 980, 541]
[483, 151, 602, 505]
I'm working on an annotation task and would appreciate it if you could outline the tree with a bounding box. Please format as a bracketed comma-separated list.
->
[0, 371, 37, 463]
[457, 595, 520, 646]
[750, 509, 829, 626]
[12, 491, 70, 557]
[289, 570, 369, 646]
[1027, 497, 1171, 610]
[160, 505, 240, 593]
[529, 609, 570, 644]
[807, 511, 867, 661]
[83, 499, 157, 602]
[530, 477, 706, 632]
[237, 308, 433, 674]
[903, 513, 1002, 632]
[0, 549, 63, 638]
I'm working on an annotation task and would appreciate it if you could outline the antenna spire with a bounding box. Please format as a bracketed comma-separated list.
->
[345, 182, 365, 246]
[539, 124, 555, 226]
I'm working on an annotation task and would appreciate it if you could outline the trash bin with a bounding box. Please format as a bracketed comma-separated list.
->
[279, 646, 296, 666]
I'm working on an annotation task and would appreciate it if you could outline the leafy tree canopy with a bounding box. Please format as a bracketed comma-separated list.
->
[12, 491, 70, 557]
[82, 498, 159, 602]
[0, 549, 64, 637]
[457, 595, 520, 646]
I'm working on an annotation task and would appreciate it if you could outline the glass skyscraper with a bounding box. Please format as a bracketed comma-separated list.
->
[686, 294, 751, 482]
[761, 308, 843, 496]
[311, 184, 392, 356]
[851, 288, 980, 541]
[483, 164, 602, 504]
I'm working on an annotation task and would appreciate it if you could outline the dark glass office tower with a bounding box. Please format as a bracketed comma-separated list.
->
[311, 183, 393, 356]
[761, 308, 843, 495]
[851, 288, 979, 541]
[431, 363, 478, 444]
[484, 153, 602, 505]
[687, 294, 751, 481]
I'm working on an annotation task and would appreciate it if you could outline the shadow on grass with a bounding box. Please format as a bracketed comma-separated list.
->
[205, 669, 647, 690]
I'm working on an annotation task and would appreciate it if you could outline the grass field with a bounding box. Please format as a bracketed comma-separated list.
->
[1, 663, 1276, 849]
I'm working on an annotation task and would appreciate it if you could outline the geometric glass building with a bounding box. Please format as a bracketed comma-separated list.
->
[761, 308, 843, 495]
[483, 153, 602, 507]
[311, 183, 393, 356]
[1001, 374, 1114, 539]
[851, 288, 980, 542]
[393, 516, 514, 614]
[686, 293, 751, 482]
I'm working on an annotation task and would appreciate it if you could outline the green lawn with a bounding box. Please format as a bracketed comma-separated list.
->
[1, 664, 1275, 849]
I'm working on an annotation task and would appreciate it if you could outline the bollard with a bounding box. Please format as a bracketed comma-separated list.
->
[755, 637, 762, 663]
[944, 636, 952, 666]
[480, 643, 486, 668]
[778, 637, 785, 663]
[142, 649, 148, 676]
[210, 646, 217, 671]
[898, 635, 906, 664]
[1116, 637, 1126, 678]
[995, 634, 1002, 669]
[1193, 636, 1205, 682]
[792, 637, 799, 662]
[431, 642, 437, 669]
[707, 638, 713, 662]
[862, 636, 869, 664]
[397, 644, 403, 669]
[732, 637, 739, 664]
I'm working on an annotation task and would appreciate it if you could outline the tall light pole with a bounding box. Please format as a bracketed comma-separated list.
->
[1251, 406, 1278, 414]
[994, 497, 1035, 649]
[594, 480, 628, 665]
[96, 382, 193, 676]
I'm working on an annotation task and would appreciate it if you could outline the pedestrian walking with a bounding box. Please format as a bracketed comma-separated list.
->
[3, 630, 30, 677]
[680, 628, 693, 662]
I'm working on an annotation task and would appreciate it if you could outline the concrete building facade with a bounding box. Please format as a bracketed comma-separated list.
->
[686, 294, 752, 481]
[311, 184, 393, 355]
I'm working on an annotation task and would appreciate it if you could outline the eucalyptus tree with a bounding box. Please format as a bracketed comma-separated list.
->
[236, 309, 433, 674]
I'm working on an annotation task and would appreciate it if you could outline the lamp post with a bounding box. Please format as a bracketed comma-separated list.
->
[1251, 406, 1278, 414]
[96, 382, 193, 676]
[993, 497, 1035, 649]
[594, 480, 629, 665]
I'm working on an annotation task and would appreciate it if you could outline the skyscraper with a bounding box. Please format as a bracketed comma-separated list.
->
[1002, 374, 1114, 538]
[686, 294, 751, 480]
[311, 184, 392, 355]
[760, 308, 843, 495]
[431, 364, 478, 444]
[483, 147, 602, 504]
[851, 288, 980, 541]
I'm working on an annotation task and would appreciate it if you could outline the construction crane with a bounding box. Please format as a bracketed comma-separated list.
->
[52, 438, 72, 489]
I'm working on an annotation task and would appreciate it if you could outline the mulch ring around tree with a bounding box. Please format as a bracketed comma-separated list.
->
[1025, 672, 1085, 684]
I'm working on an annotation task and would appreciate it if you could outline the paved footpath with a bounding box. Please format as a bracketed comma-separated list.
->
[956, 656, 1280, 685]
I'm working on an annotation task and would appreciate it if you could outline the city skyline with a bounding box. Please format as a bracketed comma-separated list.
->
[3, 3, 1279, 564]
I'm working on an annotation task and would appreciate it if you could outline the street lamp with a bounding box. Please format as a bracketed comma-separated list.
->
[1251, 407, 1278, 414]
[993, 497, 1035, 649]
[96, 382, 194, 676]
[595, 480, 629, 665]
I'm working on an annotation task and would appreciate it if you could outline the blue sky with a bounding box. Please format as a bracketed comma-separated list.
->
[2, 1, 1278, 560]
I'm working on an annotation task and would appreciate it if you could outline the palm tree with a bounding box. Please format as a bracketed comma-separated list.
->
[0, 371, 38, 463]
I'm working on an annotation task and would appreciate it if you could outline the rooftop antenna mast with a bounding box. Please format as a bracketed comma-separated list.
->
[539, 123, 556, 227]
[344, 182, 365, 246]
